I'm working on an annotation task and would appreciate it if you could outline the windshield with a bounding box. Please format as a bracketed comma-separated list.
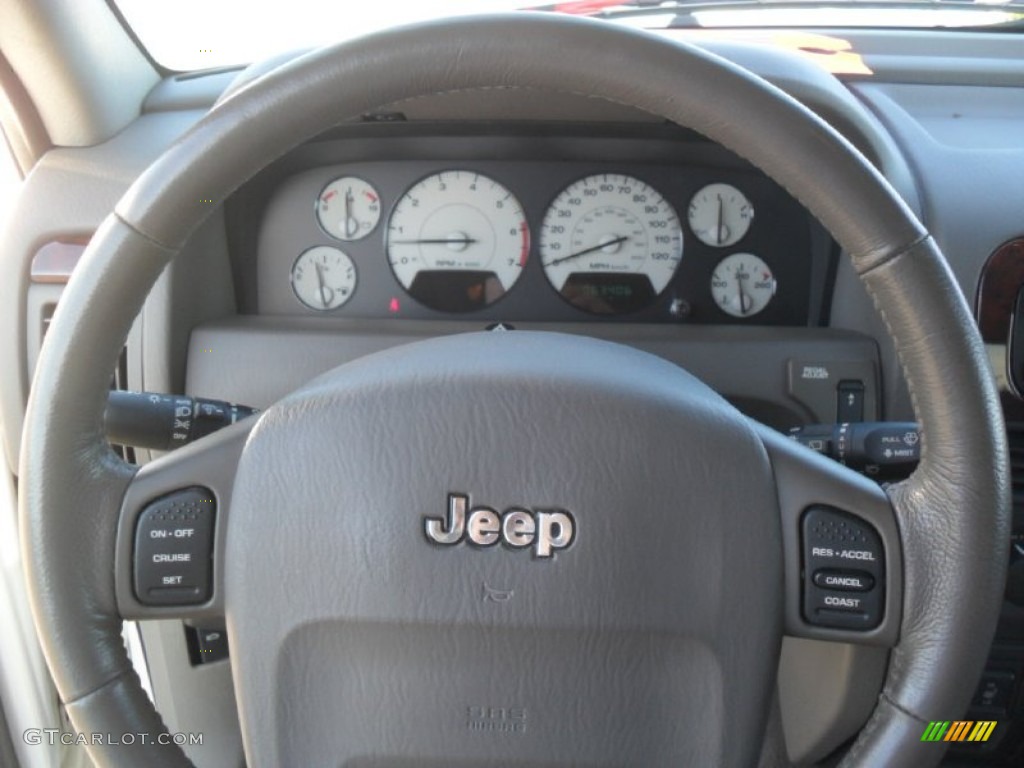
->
[113, 0, 1024, 71]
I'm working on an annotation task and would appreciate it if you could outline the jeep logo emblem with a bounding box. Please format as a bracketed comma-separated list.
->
[425, 493, 576, 559]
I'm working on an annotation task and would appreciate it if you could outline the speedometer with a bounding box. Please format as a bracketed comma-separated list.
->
[539, 174, 683, 314]
[386, 171, 529, 313]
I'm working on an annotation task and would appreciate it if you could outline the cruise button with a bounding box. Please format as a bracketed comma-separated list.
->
[813, 569, 874, 592]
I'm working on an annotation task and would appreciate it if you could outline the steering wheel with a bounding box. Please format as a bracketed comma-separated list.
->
[20, 13, 1008, 767]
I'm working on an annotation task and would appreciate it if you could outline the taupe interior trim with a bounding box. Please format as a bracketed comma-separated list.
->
[29, 236, 89, 284]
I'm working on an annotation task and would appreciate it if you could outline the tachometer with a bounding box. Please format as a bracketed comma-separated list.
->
[386, 171, 529, 313]
[539, 174, 683, 314]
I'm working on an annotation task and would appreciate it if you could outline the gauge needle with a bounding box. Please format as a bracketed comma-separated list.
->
[390, 237, 479, 245]
[716, 194, 724, 246]
[736, 271, 751, 316]
[344, 189, 358, 239]
[315, 262, 330, 308]
[546, 235, 629, 267]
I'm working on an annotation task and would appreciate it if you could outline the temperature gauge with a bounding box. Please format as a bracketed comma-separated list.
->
[316, 176, 381, 241]
[711, 253, 775, 318]
[291, 246, 357, 311]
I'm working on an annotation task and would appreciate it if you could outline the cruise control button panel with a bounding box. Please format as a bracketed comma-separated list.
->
[133, 488, 215, 606]
[802, 506, 884, 630]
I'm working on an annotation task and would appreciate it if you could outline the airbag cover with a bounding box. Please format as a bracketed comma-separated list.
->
[225, 332, 782, 767]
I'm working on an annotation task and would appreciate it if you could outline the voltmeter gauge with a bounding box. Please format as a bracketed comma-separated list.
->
[291, 246, 357, 311]
[316, 176, 381, 241]
[711, 253, 776, 318]
[688, 183, 753, 248]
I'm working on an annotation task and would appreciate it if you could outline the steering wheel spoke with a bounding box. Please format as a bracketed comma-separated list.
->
[757, 424, 903, 648]
[114, 420, 252, 622]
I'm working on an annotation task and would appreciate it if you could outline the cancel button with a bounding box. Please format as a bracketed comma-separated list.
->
[813, 569, 874, 592]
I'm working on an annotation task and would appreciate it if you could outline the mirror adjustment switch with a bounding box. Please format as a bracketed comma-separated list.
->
[133, 488, 215, 606]
[185, 625, 230, 665]
[802, 507, 884, 630]
[971, 670, 1015, 715]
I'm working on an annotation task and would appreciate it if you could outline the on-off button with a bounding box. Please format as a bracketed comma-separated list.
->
[813, 569, 875, 592]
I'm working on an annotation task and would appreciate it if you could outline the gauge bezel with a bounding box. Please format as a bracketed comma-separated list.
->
[384, 169, 530, 314]
[687, 182, 755, 249]
[314, 175, 383, 242]
[710, 251, 777, 319]
[290, 245, 358, 312]
[538, 172, 684, 316]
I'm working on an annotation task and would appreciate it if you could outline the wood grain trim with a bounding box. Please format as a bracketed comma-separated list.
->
[976, 238, 1024, 344]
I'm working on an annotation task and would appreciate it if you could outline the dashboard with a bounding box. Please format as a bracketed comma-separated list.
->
[245, 130, 832, 326]
[4, 21, 1024, 768]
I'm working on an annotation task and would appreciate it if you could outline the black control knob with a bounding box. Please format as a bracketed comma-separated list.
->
[105, 391, 257, 451]
[788, 422, 920, 481]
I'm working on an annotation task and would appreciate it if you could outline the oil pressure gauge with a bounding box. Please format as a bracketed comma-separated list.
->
[688, 183, 753, 248]
[711, 253, 775, 318]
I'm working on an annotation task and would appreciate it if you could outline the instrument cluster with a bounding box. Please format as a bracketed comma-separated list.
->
[256, 154, 820, 325]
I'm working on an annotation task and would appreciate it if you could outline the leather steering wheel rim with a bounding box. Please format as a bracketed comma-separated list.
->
[20, 13, 1009, 767]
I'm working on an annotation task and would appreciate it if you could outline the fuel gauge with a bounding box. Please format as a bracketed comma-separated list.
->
[291, 246, 357, 311]
[316, 176, 381, 241]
